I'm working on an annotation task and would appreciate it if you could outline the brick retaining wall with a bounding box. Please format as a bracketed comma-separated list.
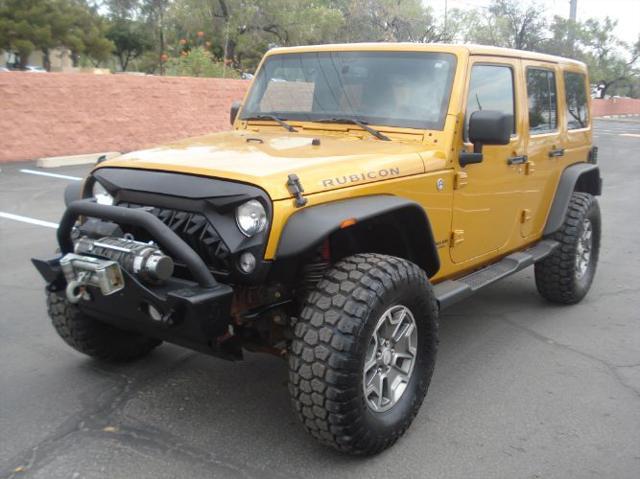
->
[0, 73, 249, 163]
[592, 98, 640, 117]
[1, 73, 638, 163]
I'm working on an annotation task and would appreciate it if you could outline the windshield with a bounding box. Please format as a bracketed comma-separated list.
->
[241, 51, 456, 130]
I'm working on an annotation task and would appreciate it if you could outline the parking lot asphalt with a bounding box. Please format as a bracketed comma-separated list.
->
[1, 119, 639, 479]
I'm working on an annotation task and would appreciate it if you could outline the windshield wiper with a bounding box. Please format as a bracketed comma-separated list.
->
[315, 117, 391, 141]
[243, 114, 297, 132]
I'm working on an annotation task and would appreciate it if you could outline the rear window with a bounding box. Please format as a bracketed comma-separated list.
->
[527, 68, 558, 133]
[564, 71, 589, 129]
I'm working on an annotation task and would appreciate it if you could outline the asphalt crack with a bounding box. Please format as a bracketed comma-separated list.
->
[496, 315, 640, 400]
[1, 352, 280, 479]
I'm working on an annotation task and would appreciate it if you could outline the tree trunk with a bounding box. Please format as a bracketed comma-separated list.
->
[70, 51, 80, 68]
[17, 51, 30, 70]
[159, 9, 165, 75]
[42, 49, 51, 71]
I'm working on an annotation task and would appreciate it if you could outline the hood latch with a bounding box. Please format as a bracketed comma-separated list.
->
[287, 174, 308, 208]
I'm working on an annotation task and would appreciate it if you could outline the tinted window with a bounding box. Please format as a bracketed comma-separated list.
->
[564, 71, 588, 129]
[527, 68, 557, 133]
[465, 64, 515, 138]
[241, 51, 457, 130]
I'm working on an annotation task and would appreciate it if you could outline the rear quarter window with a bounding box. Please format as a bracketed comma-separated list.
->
[564, 71, 589, 129]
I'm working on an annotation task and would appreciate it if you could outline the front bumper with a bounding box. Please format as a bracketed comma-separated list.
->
[33, 200, 238, 358]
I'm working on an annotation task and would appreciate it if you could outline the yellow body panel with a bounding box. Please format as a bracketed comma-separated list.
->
[94, 43, 591, 283]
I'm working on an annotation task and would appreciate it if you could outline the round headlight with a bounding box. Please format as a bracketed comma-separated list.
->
[238, 252, 257, 274]
[92, 181, 114, 205]
[236, 200, 267, 237]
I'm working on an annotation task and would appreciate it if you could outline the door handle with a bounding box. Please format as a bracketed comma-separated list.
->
[548, 148, 565, 158]
[507, 155, 528, 165]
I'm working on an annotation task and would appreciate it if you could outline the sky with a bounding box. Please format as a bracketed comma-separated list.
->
[429, 0, 640, 46]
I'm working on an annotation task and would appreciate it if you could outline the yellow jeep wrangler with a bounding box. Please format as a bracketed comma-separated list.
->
[33, 43, 602, 455]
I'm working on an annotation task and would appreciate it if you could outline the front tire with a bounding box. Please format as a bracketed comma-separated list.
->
[288, 254, 438, 455]
[535, 192, 601, 304]
[47, 290, 161, 362]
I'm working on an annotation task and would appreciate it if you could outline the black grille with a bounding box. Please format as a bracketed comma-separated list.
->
[119, 203, 231, 274]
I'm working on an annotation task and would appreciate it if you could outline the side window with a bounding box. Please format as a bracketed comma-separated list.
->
[527, 68, 557, 133]
[465, 64, 515, 139]
[564, 71, 589, 129]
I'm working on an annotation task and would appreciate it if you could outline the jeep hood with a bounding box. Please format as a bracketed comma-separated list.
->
[100, 130, 445, 200]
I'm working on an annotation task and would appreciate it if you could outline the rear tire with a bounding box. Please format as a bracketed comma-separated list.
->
[535, 192, 601, 304]
[47, 290, 161, 362]
[288, 254, 438, 455]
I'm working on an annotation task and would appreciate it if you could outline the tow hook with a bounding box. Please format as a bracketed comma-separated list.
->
[66, 275, 90, 304]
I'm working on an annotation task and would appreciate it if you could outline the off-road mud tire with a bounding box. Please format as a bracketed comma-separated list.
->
[535, 192, 601, 304]
[47, 290, 161, 362]
[289, 254, 438, 455]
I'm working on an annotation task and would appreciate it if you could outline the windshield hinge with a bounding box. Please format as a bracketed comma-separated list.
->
[287, 174, 308, 208]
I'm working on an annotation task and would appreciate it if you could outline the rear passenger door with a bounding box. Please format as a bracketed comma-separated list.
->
[451, 57, 525, 263]
[521, 61, 563, 238]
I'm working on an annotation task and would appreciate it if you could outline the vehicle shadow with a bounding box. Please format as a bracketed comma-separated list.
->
[82, 271, 569, 476]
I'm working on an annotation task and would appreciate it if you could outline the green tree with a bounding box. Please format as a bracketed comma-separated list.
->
[581, 19, 639, 98]
[335, 0, 443, 43]
[64, 1, 114, 67]
[0, 0, 113, 69]
[141, 0, 171, 72]
[0, 0, 55, 68]
[165, 45, 238, 77]
[107, 19, 153, 70]
[542, 16, 640, 98]
[171, 0, 343, 71]
[542, 16, 586, 59]
[102, 0, 141, 19]
[463, 0, 547, 50]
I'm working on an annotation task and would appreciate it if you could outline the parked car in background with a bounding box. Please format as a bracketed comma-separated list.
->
[23, 65, 47, 73]
[0, 66, 10, 72]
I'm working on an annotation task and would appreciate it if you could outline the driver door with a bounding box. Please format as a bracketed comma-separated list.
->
[450, 58, 526, 264]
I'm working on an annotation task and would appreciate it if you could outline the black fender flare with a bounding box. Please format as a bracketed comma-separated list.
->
[64, 182, 83, 207]
[275, 195, 440, 277]
[544, 162, 602, 236]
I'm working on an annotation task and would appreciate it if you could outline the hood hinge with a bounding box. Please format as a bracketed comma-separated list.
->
[287, 174, 308, 208]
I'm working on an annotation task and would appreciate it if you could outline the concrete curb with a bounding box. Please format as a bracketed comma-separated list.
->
[596, 114, 640, 119]
[36, 152, 121, 168]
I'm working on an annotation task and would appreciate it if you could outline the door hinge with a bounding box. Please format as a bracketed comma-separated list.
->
[454, 171, 468, 189]
[450, 229, 465, 246]
[520, 209, 532, 223]
[525, 161, 536, 175]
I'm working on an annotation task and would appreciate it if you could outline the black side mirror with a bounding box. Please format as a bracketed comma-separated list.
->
[230, 100, 241, 125]
[460, 110, 512, 167]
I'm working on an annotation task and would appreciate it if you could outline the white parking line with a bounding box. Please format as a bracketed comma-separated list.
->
[19, 169, 82, 181]
[620, 133, 640, 138]
[0, 211, 59, 229]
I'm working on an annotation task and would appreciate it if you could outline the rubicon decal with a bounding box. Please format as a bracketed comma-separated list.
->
[321, 167, 401, 188]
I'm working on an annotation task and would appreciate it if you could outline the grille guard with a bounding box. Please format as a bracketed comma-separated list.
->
[58, 200, 217, 288]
